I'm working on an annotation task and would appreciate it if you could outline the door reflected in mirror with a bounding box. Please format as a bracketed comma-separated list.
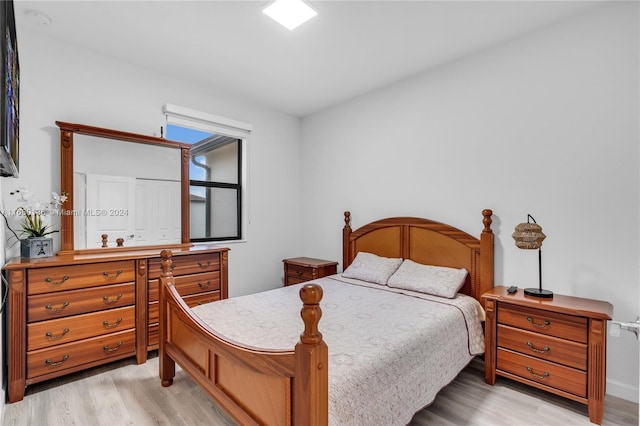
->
[73, 134, 181, 249]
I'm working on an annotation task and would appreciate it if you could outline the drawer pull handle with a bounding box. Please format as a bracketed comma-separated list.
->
[296, 270, 303, 276]
[45, 302, 70, 313]
[197, 280, 212, 289]
[197, 260, 211, 268]
[45, 275, 70, 286]
[103, 293, 123, 305]
[45, 328, 70, 340]
[526, 316, 550, 328]
[103, 341, 123, 353]
[197, 300, 213, 305]
[45, 355, 69, 366]
[103, 270, 123, 279]
[526, 341, 550, 354]
[526, 366, 549, 379]
[103, 318, 123, 329]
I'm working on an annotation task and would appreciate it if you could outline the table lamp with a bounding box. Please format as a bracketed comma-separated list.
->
[512, 214, 553, 298]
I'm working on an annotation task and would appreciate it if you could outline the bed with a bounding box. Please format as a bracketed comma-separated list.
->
[158, 210, 495, 425]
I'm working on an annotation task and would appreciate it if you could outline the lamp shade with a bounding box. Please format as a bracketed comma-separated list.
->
[512, 222, 546, 249]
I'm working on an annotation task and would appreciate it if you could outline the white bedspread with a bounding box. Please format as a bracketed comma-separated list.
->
[191, 275, 485, 426]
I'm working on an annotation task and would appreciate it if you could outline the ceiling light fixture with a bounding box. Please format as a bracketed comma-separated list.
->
[263, 0, 317, 31]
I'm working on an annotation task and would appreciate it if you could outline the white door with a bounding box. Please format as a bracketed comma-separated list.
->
[155, 180, 181, 244]
[134, 180, 155, 245]
[85, 174, 136, 248]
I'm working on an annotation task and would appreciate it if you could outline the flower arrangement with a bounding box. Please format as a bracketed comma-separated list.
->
[1, 189, 68, 240]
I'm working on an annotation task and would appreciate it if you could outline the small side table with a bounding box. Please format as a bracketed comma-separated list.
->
[482, 286, 613, 425]
[283, 257, 338, 286]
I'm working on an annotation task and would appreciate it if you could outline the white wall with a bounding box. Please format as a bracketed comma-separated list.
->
[8, 29, 303, 296]
[301, 2, 639, 401]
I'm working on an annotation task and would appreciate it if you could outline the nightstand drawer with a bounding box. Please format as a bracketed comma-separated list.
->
[498, 304, 588, 343]
[497, 324, 587, 370]
[497, 348, 586, 398]
[287, 265, 314, 281]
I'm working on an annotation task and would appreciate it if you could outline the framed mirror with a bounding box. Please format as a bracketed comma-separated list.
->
[57, 121, 191, 253]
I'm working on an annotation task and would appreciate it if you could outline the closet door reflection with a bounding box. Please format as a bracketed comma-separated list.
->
[73, 134, 181, 249]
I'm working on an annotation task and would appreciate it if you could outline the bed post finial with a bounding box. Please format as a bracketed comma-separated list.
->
[299, 284, 324, 344]
[480, 209, 494, 304]
[482, 209, 493, 233]
[343, 211, 352, 271]
[160, 249, 173, 276]
[295, 283, 328, 424]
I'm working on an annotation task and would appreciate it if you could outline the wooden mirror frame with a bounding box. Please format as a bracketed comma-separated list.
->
[57, 121, 192, 254]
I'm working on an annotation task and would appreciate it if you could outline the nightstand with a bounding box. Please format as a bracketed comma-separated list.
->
[283, 257, 338, 286]
[482, 286, 613, 425]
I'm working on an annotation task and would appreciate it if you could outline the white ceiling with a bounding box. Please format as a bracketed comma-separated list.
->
[15, 1, 602, 117]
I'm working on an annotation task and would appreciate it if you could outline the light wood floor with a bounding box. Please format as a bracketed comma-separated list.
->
[2, 354, 637, 426]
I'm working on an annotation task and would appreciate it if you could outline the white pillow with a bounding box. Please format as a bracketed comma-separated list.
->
[341, 252, 403, 285]
[387, 259, 468, 298]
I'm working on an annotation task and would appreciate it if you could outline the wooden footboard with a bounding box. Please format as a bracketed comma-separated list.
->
[158, 250, 328, 425]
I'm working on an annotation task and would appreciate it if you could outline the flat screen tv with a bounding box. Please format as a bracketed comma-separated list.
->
[0, 0, 18, 177]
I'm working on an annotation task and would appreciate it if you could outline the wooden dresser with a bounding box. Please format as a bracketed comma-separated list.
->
[482, 286, 613, 425]
[282, 257, 338, 286]
[4, 244, 228, 403]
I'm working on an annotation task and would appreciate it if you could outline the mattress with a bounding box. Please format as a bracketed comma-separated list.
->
[191, 274, 485, 426]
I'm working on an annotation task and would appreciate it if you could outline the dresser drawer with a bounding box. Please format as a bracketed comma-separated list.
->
[28, 283, 135, 322]
[497, 324, 587, 370]
[148, 253, 221, 279]
[27, 261, 135, 295]
[497, 348, 586, 398]
[498, 303, 588, 343]
[27, 329, 136, 379]
[147, 323, 159, 348]
[148, 301, 159, 325]
[27, 306, 135, 351]
[148, 290, 221, 325]
[185, 290, 221, 307]
[148, 271, 221, 302]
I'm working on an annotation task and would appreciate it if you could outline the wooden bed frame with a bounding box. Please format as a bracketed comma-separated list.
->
[159, 210, 494, 425]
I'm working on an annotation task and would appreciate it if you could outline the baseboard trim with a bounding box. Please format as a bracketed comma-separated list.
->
[607, 378, 639, 403]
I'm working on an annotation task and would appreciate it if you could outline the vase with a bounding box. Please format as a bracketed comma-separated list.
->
[20, 237, 54, 259]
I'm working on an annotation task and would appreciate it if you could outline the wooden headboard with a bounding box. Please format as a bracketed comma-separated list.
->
[342, 210, 494, 303]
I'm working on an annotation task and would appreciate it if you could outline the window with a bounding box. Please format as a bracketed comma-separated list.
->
[164, 104, 251, 242]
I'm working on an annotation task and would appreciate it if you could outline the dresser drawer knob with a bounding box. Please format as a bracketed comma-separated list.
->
[45, 275, 70, 286]
[526, 366, 549, 379]
[45, 302, 70, 313]
[526, 316, 550, 328]
[103, 318, 123, 329]
[45, 354, 69, 366]
[45, 328, 70, 340]
[103, 270, 123, 280]
[197, 280, 212, 289]
[296, 269, 303, 276]
[526, 341, 550, 354]
[103, 341, 123, 353]
[197, 260, 211, 268]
